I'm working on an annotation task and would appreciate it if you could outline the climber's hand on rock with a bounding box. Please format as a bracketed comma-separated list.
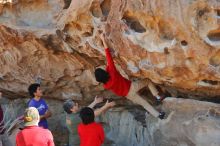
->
[100, 33, 108, 48]
[109, 47, 116, 57]
[100, 33, 104, 41]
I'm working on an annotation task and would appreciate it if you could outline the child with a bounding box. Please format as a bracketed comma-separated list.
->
[78, 107, 104, 146]
[94, 34, 165, 119]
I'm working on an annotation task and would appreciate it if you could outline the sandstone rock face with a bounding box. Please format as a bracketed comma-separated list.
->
[0, 1, 220, 145]
[0, 0, 219, 100]
[102, 98, 220, 146]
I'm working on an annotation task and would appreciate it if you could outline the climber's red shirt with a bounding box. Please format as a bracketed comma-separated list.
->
[78, 122, 104, 146]
[16, 126, 54, 146]
[104, 48, 131, 96]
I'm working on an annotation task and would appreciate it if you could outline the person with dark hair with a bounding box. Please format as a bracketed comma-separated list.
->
[63, 96, 115, 146]
[78, 107, 104, 146]
[28, 83, 52, 129]
[16, 107, 54, 146]
[79, 107, 95, 124]
[94, 68, 110, 84]
[94, 34, 165, 119]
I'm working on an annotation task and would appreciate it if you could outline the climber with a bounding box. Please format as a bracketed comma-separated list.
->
[0, 92, 13, 146]
[94, 33, 165, 119]
[28, 83, 52, 129]
[63, 96, 115, 146]
[78, 107, 105, 146]
[16, 107, 54, 146]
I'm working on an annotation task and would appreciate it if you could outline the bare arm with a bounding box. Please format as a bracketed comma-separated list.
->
[94, 100, 115, 117]
[100, 34, 116, 70]
[88, 96, 104, 109]
[100, 33, 108, 49]
[40, 110, 52, 120]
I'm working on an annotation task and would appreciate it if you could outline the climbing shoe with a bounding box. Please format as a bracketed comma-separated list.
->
[156, 95, 166, 102]
[158, 111, 165, 119]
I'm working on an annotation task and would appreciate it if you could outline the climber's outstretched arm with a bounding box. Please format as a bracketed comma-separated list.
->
[100, 33, 116, 71]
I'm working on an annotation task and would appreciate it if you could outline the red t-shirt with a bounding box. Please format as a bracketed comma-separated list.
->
[104, 48, 131, 96]
[16, 126, 54, 146]
[78, 122, 104, 146]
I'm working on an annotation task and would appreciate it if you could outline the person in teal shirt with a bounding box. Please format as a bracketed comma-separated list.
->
[63, 97, 115, 146]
